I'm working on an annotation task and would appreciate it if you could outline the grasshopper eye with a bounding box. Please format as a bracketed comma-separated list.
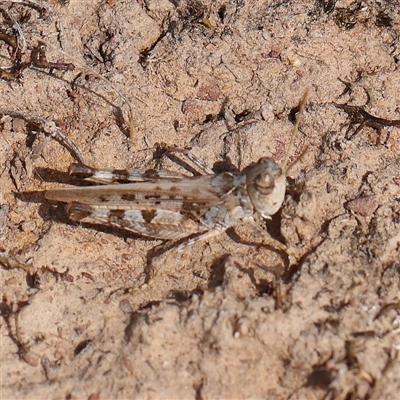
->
[254, 171, 274, 195]
[244, 157, 286, 219]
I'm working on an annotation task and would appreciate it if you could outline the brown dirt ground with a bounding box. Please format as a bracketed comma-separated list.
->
[2, 0, 400, 399]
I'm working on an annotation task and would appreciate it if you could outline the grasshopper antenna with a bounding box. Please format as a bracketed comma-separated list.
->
[282, 87, 309, 173]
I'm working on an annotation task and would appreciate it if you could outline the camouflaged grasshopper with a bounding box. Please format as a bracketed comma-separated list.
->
[45, 90, 308, 254]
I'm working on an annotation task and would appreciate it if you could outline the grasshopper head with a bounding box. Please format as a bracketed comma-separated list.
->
[245, 157, 286, 218]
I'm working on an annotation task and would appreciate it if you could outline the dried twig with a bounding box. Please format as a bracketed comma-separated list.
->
[0, 110, 86, 164]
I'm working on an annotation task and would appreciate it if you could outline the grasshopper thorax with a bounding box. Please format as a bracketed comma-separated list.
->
[244, 157, 286, 219]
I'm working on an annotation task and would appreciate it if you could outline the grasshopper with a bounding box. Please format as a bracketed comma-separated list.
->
[45, 90, 308, 258]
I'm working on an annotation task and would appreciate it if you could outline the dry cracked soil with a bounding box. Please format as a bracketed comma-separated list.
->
[2, 1, 400, 399]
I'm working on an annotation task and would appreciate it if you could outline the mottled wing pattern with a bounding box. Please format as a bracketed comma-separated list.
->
[45, 174, 228, 240]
